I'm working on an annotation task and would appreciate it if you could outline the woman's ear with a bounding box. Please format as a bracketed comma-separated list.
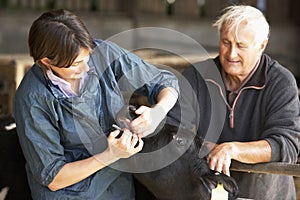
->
[40, 57, 52, 67]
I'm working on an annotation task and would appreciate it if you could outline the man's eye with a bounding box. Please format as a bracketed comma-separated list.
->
[222, 40, 230, 45]
[238, 44, 247, 49]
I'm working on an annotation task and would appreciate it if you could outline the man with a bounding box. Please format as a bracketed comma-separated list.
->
[182, 5, 299, 199]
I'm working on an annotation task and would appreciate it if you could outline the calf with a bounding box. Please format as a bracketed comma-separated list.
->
[116, 105, 239, 200]
[0, 116, 32, 199]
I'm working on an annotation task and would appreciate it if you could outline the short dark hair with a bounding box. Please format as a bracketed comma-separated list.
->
[28, 9, 95, 69]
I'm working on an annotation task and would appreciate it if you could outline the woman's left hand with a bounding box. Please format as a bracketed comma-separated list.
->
[130, 105, 166, 138]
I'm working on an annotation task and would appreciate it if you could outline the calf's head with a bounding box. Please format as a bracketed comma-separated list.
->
[116, 105, 239, 200]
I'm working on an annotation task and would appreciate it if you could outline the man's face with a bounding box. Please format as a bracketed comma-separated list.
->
[219, 21, 266, 80]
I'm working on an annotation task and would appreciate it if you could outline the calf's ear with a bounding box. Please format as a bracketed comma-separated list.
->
[200, 171, 239, 199]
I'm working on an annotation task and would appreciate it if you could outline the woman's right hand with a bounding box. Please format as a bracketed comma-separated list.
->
[48, 129, 143, 191]
[107, 129, 143, 159]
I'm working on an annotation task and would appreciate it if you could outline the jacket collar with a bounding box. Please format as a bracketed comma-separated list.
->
[213, 53, 270, 89]
[31, 64, 70, 99]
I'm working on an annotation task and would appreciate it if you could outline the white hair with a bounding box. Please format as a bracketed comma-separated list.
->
[213, 5, 270, 46]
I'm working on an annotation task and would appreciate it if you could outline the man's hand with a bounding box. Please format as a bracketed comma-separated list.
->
[207, 140, 272, 176]
[207, 142, 235, 176]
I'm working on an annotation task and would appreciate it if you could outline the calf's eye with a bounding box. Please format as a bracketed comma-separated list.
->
[173, 135, 187, 146]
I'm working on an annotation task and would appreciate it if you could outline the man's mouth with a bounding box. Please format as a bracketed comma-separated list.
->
[227, 59, 240, 64]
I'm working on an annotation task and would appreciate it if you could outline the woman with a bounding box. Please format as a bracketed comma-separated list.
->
[13, 9, 179, 199]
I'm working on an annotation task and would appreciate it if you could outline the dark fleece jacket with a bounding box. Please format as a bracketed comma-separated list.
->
[181, 53, 300, 200]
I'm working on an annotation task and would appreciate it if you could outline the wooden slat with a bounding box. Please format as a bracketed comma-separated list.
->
[230, 160, 300, 177]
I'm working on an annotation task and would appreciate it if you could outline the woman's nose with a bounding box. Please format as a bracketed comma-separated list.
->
[81, 61, 89, 72]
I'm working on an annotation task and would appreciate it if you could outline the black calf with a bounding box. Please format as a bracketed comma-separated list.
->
[0, 116, 32, 199]
[116, 105, 239, 200]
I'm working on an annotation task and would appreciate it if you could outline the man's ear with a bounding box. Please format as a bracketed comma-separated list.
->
[259, 38, 268, 52]
[40, 57, 52, 67]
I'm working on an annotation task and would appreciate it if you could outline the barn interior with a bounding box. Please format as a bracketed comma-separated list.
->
[0, 0, 299, 199]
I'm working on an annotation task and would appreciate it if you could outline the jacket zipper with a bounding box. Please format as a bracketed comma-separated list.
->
[206, 79, 264, 129]
[229, 108, 234, 128]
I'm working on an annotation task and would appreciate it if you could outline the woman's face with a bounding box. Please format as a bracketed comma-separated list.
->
[49, 48, 90, 81]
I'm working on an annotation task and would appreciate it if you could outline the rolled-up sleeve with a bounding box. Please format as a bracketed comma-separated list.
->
[119, 54, 179, 104]
[96, 40, 179, 104]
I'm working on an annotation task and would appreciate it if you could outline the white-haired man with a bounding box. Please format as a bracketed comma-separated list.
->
[182, 5, 299, 199]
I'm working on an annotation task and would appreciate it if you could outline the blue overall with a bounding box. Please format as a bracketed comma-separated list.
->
[13, 39, 179, 199]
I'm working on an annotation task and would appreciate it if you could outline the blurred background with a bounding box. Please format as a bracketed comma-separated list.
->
[0, 0, 299, 116]
[0, 0, 300, 57]
[0, 0, 299, 199]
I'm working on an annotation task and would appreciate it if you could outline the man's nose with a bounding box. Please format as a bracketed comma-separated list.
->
[228, 46, 238, 58]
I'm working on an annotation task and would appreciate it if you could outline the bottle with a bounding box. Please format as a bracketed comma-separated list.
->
[211, 183, 228, 200]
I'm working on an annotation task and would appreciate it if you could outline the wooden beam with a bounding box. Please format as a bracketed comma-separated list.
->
[230, 160, 300, 177]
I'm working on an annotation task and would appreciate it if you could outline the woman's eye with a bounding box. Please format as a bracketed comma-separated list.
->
[66, 62, 80, 68]
[72, 62, 80, 66]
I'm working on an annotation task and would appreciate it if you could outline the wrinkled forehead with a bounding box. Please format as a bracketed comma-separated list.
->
[73, 48, 90, 62]
[221, 19, 257, 41]
[221, 19, 252, 34]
